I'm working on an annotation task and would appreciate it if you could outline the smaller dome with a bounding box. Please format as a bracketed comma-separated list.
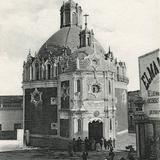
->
[63, 0, 77, 8]
[81, 28, 91, 34]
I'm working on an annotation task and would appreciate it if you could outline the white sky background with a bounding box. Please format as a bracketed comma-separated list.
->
[0, 0, 159, 95]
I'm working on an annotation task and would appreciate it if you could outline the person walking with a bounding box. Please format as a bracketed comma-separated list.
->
[84, 137, 89, 151]
[108, 138, 113, 150]
[99, 138, 105, 150]
[109, 148, 115, 160]
[104, 138, 107, 150]
[82, 151, 88, 160]
[96, 141, 101, 152]
[127, 150, 135, 160]
[77, 137, 82, 152]
[91, 138, 96, 151]
[72, 138, 76, 153]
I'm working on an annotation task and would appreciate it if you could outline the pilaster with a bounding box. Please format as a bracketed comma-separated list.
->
[103, 117, 109, 139]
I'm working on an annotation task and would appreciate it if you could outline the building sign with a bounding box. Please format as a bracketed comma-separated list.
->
[139, 49, 160, 118]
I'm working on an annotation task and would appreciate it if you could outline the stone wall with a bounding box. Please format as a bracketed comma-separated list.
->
[115, 88, 128, 133]
[25, 87, 57, 135]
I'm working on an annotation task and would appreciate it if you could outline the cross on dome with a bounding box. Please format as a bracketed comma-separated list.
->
[84, 14, 89, 29]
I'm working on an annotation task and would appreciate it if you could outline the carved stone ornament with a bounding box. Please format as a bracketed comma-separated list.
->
[94, 110, 100, 117]
[88, 82, 102, 97]
[51, 97, 57, 105]
[91, 57, 100, 68]
[31, 88, 42, 106]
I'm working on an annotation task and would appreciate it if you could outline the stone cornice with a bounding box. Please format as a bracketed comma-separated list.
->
[22, 80, 58, 89]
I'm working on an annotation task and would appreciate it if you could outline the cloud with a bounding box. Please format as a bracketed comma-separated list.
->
[0, 50, 23, 95]
[0, 0, 159, 94]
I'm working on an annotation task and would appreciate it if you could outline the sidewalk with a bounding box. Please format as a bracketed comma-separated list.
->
[0, 140, 21, 152]
[0, 149, 129, 160]
[115, 132, 136, 151]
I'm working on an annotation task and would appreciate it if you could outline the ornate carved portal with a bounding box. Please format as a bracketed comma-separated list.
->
[88, 120, 103, 141]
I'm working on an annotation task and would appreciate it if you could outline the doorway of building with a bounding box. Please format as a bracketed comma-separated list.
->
[89, 121, 103, 141]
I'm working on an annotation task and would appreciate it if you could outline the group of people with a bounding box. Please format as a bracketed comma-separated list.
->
[104, 149, 136, 160]
[68, 137, 136, 160]
[68, 137, 116, 160]
[70, 137, 115, 153]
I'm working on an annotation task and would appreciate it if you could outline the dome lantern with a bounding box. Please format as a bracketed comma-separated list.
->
[60, 0, 82, 29]
[79, 14, 94, 48]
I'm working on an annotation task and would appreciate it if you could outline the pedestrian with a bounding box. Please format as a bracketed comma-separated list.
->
[104, 138, 107, 150]
[108, 138, 113, 150]
[109, 148, 115, 160]
[91, 138, 96, 151]
[106, 140, 110, 150]
[96, 142, 101, 152]
[77, 137, 82, 152]
[72, 138, 76, 153]
[99, 138, 103, 150]
[84, 137, 89, 151]
[127, 150, 135, 160]
[82, 151, 88, 160]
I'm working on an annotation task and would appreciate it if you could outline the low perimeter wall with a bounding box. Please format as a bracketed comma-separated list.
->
[0, 129, 24, 152]
[29, 136, 70, 150]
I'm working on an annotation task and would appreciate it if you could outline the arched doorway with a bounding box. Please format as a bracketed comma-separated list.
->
[89, 120, 103, 141]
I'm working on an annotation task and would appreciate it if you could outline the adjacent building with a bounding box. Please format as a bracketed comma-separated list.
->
[0, 96, 23, 139]
[128, 90, 142, 133]
[22, 0, 129, 148]
[135, 49, 160, 160]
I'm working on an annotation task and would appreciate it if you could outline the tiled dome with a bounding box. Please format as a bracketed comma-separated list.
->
[38, 26, 106, 58]
[38, 26, 80, 57]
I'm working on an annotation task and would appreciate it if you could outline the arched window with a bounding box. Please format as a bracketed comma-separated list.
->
[39, 65, 42, 79]
[31, 66, 33, 80]
[78, 119, 81, 133]
[61, 13, 63, 27]
[47, 64, 51, 79]
[109, 80, 111, 95]
[110, 119, 112, 130]
[72, 12, 77, 25]
[26, 67, 30, 81]
[42, 64, 46, 80]
[130, 116, 133, 127]
[117, 66, 119, 74]
[87, 37, 90, 46]
[65, 11, 70, 25]
[35, 63, 39, 80]
[53, 63, 57, 77]
[77, 79, 80, 92]
[122, 67, 125, 76]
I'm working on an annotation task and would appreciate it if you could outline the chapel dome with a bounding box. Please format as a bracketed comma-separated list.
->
[38, 26, 106, 59]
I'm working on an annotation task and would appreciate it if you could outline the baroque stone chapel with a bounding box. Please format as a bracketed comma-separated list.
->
[22, 0, 129, 147]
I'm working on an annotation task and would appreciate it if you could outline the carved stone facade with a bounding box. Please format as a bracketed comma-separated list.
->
[22, 0, 129, 147]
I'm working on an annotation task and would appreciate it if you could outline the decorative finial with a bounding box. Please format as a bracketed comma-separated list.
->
[109, 46, 111, 53]
[84, 14, 89, 29]
[34, 51, 37, 57]
[93, 41, 97, 54]
[29, 49, 31, 55]
[27, 49, 32, 61]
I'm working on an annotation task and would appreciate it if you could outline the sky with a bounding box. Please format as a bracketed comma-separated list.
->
[0, 0, 159, 95]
